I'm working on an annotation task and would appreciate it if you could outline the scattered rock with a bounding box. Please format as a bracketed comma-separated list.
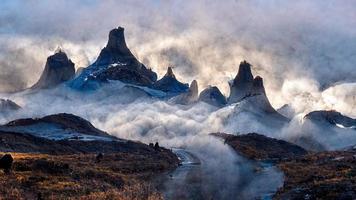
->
[0, 154, 13, 174]
[96, 153, 104, 163]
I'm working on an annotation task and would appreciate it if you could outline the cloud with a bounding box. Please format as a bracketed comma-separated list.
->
[0, 0, 355, 115]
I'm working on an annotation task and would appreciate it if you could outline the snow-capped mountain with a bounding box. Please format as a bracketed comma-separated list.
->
[69, 27, 157, 90]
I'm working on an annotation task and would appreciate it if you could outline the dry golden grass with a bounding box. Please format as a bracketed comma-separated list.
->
[0, 151, 178, 200]
[275, 150, 356, 199]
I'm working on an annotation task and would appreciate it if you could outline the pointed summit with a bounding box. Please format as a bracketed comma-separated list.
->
[32, 51, 75, 89]
[165, 67, 176, 78]
[106, 27, 132, 56]
[251, 76, 266, 95]
[228, 60, 254, 103]
[188, 80, 198, 98]
[152, 67, 189, 94]
[92, 26, 157, 83]
[94, 27, 138, 67]
[233, 60, 254, 85]
[70, 26, 157, 89]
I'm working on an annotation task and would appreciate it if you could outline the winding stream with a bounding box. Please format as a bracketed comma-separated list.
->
[156, 148, 284, 200]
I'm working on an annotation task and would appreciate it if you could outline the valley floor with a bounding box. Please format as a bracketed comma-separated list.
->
[0, 150, 178, 200]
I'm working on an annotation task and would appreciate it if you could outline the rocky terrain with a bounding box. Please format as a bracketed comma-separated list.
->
[275, 149, 356, 199]
[0, 113, 179, 199]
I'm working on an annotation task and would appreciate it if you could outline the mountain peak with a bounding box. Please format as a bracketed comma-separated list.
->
[152, 67, 188, 94]
[169, 80, 198, 105]
[70, 26, 158, 89]
[186, 80, 198, 100]
[233, 60, 254, 85]
[228, 60, 254, 103]
[199, 86, 227, 107]
[252, 76, 266, 95]
[106, 27, 130, 54]
[165, 67, 176, 78]
[32, 51, 75, 89]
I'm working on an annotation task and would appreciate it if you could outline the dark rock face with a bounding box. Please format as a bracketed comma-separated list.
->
[198, 86, 227, 107]
[170, 80, 199, 105]
[0, 99, 21, 112]
[94, 27, 157, 82]
[32, 51, 75, 89]
[0, 154, 13, 173]
[304, 110, 356, 129]
[96, 67, 153, 87]
[228, 61, 254, 103]
[71, 27, 157, 89]
[152, 67, 189, 94]
[228, 61, 269, 104]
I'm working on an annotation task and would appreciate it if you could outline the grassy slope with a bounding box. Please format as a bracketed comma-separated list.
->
[274, 150, 356, 199]
[0, 150, 178, 200]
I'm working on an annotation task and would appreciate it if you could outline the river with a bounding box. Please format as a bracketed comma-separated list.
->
[156, 148, 284, 200]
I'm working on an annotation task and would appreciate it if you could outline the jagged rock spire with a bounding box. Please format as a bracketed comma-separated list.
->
[87, 26, 157, 84]
[233, 60, 254, 85]
[251, 76, 266, 95]
[32, 51, 75, 89]
[106, 27, 132, 56]
[165, 67, 176, 78]
[228, 60, 254, 103]
[188, 80, 198, 98]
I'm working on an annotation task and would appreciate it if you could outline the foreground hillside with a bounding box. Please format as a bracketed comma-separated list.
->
[0, 151, 178, 199]
[0, 113, 179, 199]
[275, 150, 356, 199]
[212, 133, 356, 199]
